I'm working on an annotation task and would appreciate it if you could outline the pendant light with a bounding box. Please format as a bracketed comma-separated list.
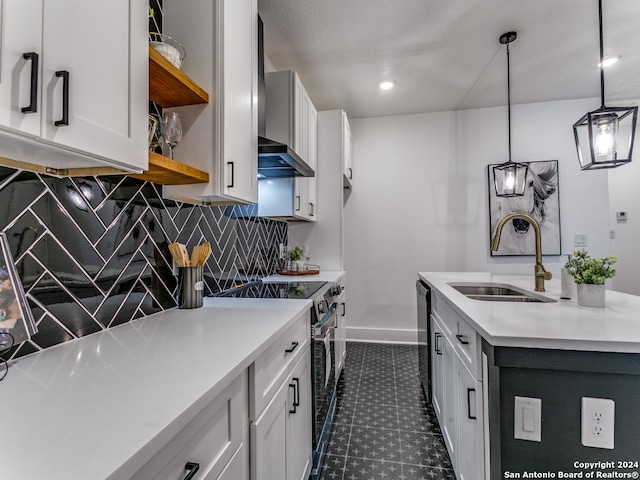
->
[573, 0, 638, 170]
[493, 31, 528, 197]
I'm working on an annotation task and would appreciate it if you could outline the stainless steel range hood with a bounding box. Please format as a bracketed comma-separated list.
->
[257, 16, 314, 178]
[258, 136, 315, 178]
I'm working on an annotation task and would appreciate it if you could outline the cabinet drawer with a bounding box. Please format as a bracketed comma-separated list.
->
[131, 371, 247, 480]
[250, 310, 310, 419]
[433, 296, 481, 379]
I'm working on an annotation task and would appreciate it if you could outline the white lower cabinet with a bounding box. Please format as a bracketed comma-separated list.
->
[251, 345, 312, 480]
[431, 297, 485, 479]
[455, 354, 484, 480]
[131, 371, 249, 480]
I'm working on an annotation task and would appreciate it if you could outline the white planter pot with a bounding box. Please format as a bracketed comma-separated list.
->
[576, 283, 606, 308]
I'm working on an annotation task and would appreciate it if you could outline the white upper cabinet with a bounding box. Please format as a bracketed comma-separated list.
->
[163, 0, 258, 205]
[0, 0, 148, 173]
[259, 70, 316, 221]
[342, 111, 353, 188]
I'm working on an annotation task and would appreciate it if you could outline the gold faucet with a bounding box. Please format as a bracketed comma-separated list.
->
[491, 212, 552, 292]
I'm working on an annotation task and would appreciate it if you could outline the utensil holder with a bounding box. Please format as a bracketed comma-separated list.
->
[177, 267, 204, 309]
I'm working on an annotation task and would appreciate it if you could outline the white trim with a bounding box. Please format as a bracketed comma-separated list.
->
[346, 326, 418, 344]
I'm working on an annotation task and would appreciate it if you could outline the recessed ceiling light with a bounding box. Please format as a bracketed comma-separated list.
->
[379, 81, 396, 90]
[598, 56, 619, 68]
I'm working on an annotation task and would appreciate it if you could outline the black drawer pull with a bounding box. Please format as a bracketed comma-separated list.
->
[467, 388, 477, 420]
[183, 462, 200, 480]
[285, 341, 299, 354]
[456, 334, 469, 345]
[341, 302, 346, 317]
[434, 333, 442, 355]
[55, 70, 69, 126]
[22, 52, 39, 114]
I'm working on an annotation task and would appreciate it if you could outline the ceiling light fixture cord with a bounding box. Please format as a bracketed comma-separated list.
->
[598, 0, 605, 109]
[506, 40, 512, 163]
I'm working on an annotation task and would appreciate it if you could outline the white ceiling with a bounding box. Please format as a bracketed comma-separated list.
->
[258, 0, 640, 119]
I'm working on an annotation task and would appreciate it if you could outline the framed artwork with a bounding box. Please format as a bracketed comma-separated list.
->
[0, 232, 37, 350]
[488, 160, 561, 256]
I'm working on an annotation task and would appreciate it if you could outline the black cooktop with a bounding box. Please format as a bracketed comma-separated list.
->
[213, 281, 327, 300]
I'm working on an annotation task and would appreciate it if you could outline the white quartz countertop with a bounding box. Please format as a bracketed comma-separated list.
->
[263, 270, 345, 283]
[0, 297, 311, 480]
[419, 272, 640, 353]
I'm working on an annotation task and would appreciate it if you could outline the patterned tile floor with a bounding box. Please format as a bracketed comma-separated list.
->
[320, 343, 456, 480]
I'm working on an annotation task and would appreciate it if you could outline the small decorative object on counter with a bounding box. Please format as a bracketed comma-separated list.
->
[177, 267, 204, 309]
[288, 246, 305, 271]
[564, 249, 617, 308]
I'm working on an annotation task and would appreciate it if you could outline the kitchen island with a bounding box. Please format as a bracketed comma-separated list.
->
[419, 272, 640, 480]
[0, 297, 311, 480]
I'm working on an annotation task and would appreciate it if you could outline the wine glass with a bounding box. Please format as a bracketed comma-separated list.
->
[303, 244, 311, 270]
[161, 111, 183, 159]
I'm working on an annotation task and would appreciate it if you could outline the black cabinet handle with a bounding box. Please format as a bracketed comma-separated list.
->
[289, 377, 300, 413]
[467, 388, 476, 420]
[183, 462, 200, 480]
[284, 341, 299, 354]
[22, 52, 39, 114]
[54, 70, 69, 126]
[456, 334, 469, 345]
[348, 167, 353, 180]
[341, 302, 346, 317]
[227, 161, 234, 188]
[434, 333, 442, 355]
[295, 195, 301, 211]
[309, 202, 314, 216]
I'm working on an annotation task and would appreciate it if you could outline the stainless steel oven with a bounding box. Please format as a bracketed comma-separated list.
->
[214, 280, 341, 479]
[310, 297, 337, 480]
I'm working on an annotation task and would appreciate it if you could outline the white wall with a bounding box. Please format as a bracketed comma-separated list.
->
[345, 97, 612, 343]
[608, 99, 640, 295]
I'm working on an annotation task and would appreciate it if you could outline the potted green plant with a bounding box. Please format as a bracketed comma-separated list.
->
[564, 249, 617, 307]
[288, 246, 305, 271]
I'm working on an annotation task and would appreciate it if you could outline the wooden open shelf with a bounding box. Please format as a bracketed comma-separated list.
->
[129, 151, 209, 185]
[149, 46, 209, 107]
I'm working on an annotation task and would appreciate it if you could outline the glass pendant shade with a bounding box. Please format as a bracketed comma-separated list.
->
[573, 0, 638, 171]
[573, 106, 638, 170]
[493, 161, 528, 197]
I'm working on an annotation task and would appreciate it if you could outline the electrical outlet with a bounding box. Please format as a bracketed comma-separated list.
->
[581, 397, 614, 449]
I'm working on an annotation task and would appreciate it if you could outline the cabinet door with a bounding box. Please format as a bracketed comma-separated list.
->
[251, 381, 287, 480]
[455, 357, 484, 480]
[287, 351, 312, 480]
[0, 0, 43, 137]
[39, 0, 147, 170]
[219, 0, 258, 203]
[342, 111, 353, 184]
[431, 315, 456, 466]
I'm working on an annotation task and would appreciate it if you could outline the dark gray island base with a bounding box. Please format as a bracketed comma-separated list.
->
[485, 343, 640, 479]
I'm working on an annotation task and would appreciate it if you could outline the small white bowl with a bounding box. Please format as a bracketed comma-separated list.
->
[149, 33, 186, 70]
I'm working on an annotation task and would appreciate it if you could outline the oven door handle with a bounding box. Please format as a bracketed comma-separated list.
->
[314, 310, 337, 336]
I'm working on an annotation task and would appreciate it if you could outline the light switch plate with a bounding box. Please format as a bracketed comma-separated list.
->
[581, 397, 615, 449]
[514, 396, 542, 442]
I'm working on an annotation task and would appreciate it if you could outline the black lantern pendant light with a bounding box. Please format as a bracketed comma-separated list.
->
[573, 0, 638, 170]
[493, 31, 528, 197]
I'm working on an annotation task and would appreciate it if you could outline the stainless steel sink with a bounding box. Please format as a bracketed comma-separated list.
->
[448, 282, 557, 303]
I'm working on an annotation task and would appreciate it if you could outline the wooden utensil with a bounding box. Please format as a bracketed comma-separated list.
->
[168, 242, 183, 266]
[190, 245, 201, 267]
[200, 241, 211, 265]
[178, 243, 190, 267]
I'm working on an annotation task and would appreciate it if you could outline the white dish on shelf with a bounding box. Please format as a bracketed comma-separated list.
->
[149, 33, 186, 70]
